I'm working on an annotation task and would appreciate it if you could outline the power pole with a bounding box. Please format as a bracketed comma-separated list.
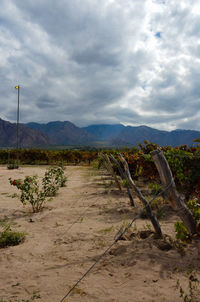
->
[15, 85, 20, 165]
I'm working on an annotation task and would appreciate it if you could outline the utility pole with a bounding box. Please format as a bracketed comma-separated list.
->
[15, 85, 20, 166]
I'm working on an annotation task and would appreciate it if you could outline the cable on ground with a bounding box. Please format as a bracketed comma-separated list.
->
[59, 180, 173, 302]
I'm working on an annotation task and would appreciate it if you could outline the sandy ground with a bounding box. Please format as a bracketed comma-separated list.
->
[0, 165, 200, 302]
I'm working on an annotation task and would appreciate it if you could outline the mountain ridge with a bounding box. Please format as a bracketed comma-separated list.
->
[26, 121, 95, 145]
[0, 117, 199, 147]
[0, 118, 50, 147]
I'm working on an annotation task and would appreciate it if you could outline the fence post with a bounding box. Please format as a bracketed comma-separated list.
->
[109, 154, 134, 206]
[119, 153, 162, 238]
[101, 154, 122, 191]
[151, 149, 197, 235]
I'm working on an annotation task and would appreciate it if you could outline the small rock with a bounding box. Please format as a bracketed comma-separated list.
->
[154, 240, 172, 251]
[109, 245, 127, 256]
[189, 275, 198, 282]
[139, 230, 153, 239]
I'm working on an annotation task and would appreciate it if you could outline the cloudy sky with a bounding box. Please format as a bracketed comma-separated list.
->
[0, 0, 200, 131]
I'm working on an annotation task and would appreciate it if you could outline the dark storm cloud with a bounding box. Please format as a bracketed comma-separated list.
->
[36, 97, 57, 109]
[72, 45, 121, 67]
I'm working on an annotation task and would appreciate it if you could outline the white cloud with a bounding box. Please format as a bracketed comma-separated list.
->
[0, 0, 199, 130]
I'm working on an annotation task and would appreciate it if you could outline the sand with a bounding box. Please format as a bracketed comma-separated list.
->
[0, 165, 200, 302]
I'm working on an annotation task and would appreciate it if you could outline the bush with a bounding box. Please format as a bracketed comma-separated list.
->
[187, 199, 200, 222]
[42, 166, 67, 197]
[148, 182, 162, 195]
[140, 197, 165, 220]
[9, 166, 67, 212]
[7, 160, 19, 170]
[174, 221, 191, 243]
[174, 199, 200, 243]
[0, 225, 25, 248]
[9, 175, 48, 213]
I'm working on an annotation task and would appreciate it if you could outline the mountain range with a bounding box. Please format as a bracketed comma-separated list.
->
[0, 118, 50, 147]
[0, 118, 199, 148]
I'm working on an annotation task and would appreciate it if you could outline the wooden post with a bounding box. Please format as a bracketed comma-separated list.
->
[119, 153, 162, 237]
[109, 154, 134, 206]
[151, 149, 196, 235]
[101, 154, 122, 191]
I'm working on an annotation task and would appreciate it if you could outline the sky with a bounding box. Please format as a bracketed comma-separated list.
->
[0, 0, 200, 131]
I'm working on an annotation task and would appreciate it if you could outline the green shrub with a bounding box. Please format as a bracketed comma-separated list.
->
[0, 225, 25, 248]
[148, 182, 162, 195]
[9, 176, 48, 213]
[140, 197, 165, 220]
[42, 166, 67, 197]
[174, 221, 191, 243]
[7, 160, 19, 170]
[186, 199, 200, 222]
[9, 166, 67, 212]
[174, 199, 200, 242]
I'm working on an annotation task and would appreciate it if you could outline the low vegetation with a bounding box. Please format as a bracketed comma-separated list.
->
[175, 198, 200, 243]
[0, 223, 25, 248]
[176, 274, 200, 302]
[9, 165, 67, 212]
[0, 140, 199, 300]
[0, 293, 41, 302]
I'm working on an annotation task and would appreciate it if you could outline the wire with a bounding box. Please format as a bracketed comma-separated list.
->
[59, 180, 173, 302]
[64, 196, 100, 235]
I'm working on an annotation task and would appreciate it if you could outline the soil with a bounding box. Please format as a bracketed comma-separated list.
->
[0, 165, 200, 302]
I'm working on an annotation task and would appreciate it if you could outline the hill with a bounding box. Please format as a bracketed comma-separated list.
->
[82, 124, 200, 147]
[0, 118, 50, 147]
[0, 117, 199, 147]
[82, 124, 125, 141]
[26, 121, 95, 145]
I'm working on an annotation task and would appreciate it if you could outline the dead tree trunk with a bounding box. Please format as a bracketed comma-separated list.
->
[119, 153, 162, 238]
[151, 149, 196, 235]
[101, 154, 122, 191]
[109, 154, 134, 206]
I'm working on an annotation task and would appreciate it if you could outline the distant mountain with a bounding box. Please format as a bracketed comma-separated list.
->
[111, 126, 200, 147]
[82, 124, 200, 147]
[0, 118, 50, 147]
[0, 117, 199, 148]
[26, 121, 95, 145]
[83, 124, 125, 140]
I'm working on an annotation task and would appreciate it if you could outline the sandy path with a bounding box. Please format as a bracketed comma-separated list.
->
[0, 165, 200, 302]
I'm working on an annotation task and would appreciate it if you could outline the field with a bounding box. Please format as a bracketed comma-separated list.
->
[0, 164, 200, 302]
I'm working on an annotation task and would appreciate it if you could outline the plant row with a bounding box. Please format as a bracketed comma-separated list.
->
[1, 141, 199, 199]
[0, 149, 98, 165]
[101, 141, 200, 201]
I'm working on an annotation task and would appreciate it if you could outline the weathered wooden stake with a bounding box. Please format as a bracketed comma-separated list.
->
[119, 153, 162, 237]
[109, 154, 134, 206]
[101, 154, 122, 191]
[151, 149, 197, 235]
